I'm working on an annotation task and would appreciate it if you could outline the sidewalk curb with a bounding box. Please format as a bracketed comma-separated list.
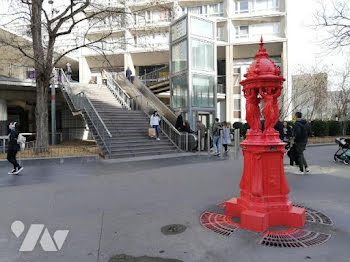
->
[307, 143, 335, 147]
[0, 155, 100, 167]
[103, 152, 209, 164]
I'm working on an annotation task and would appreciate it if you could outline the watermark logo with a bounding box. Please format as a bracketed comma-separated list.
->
[11, 220, 69, 252]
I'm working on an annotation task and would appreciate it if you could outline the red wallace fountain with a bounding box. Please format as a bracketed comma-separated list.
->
[224, 37, 306, 232]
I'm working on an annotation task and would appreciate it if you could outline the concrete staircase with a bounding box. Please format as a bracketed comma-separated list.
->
[70, 84, 179, 158]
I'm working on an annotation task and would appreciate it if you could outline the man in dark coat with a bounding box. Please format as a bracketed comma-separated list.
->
[7, 122, 23, 175]
[175, 112, 183, 131]
[126, 67, 132, 82]
[293, 112, 312, 174]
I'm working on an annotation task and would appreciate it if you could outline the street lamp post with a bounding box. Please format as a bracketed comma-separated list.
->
[50, 0, 56, 145]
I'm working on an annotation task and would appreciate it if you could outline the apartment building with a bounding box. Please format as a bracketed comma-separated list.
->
[78, 0, 288, 125]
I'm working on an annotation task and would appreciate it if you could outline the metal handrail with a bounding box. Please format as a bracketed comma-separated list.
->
[60, 69, 112, 155]
[103, 69, 131, 110]
[131, 74, 177, 124]
[139, 65, 170, 87]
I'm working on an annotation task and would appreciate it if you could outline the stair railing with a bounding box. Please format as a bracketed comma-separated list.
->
[60, 69, 112, 155]
[139, 65, 169, 87]
[103, 69, 132, 110]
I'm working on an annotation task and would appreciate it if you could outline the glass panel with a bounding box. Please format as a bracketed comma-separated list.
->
[191, 17, 214, 39]
[189, 6, 202, 15]
[234, 99, 241, 110]
[171, 40, 187, 73]
[192, 39, 214, 71]
[171, 17, 187, 42]
[236, 26, 249, 38]
[255, 0, 268, 11]
[192, 75, 214, 108]
[171, 74, 188, 108]
[239, 1, 249, 13]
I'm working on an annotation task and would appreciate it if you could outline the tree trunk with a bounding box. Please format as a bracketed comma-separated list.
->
[35, 75, 50, 153]
[31, 0, 50, 154]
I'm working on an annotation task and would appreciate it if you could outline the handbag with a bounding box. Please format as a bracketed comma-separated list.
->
[148, 128, 156, 137]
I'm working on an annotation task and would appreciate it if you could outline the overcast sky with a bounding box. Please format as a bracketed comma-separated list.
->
[287, 0, 349, 74]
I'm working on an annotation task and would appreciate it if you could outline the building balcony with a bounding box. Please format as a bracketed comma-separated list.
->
[126, 0, 173, 9]
[86, 23, 125, 39]
[128, 42, 169, 53]
[87, 0, 125, 10]
[232, 9, 285, 21]
[233, 33, 285, 45]
[129, 19, 171, 31]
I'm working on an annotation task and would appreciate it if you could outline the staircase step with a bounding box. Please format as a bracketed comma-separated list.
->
[110, 149, 178, 158]
[111, 145, 177, 153]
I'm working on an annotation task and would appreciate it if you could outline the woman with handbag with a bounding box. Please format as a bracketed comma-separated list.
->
[150, 111, 161, 141]
[7, 122, 23, 175]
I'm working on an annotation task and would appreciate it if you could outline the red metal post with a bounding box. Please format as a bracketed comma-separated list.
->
[225, 37, 306, 232]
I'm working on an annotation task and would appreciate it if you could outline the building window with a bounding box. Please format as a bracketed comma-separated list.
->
[188, 6, 202, 15]
[235, 26, 249, 38]
[234, 99, 241, 111]
[191, 39, 214, 71]
[171, 74, 188, 108]
[208, 3, 224, 16]
[171, 40, 188, 73]
[236, 1, 249, 13]
[217, 26, 225, 41]
[171, 17, 187, 42]
[146, 11, 151, 22]
[191, 17, 214, 39]
[192, 75, 214, 108]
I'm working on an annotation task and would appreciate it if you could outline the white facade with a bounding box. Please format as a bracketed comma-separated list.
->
[77, 0, 288, 124]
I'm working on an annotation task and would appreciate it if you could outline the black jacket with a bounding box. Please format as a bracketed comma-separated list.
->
[293, 119, 312, 143]
[8, 129, 19, 150]
[175, 115, 183, 131]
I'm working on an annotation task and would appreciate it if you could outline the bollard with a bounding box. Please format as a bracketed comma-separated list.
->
[220, 129, 223, 157]
[234, 128, 240, 159]
[186, 132, 189, 151]
[207, 129, 210, 155]
[198, 131, 201, 153]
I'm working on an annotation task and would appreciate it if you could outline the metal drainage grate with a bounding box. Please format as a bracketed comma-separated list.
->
[200, 212, 239, 236]
[294, 204, 333, 225]
[217, 202, 226, 207]
[259, 228, 331, 248]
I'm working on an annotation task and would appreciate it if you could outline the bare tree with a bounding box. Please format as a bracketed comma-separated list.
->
[315, 0, 350, 48]
[0, 0, 170, 153]
[280, 65, 329, 121]
[329, 62, 350, 121]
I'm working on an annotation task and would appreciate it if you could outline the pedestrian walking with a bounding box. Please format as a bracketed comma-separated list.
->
[282, 121, 293, 149]
[222, 121, 231, 153]
[150, 111, 161, 140]
[293, 112, 312, 174]
[196, 120, 206, 151]
[7, 122, 23, 175]
[175, 112, 183, 132]
[65, 63, 72, 81]
[183, 121, 192, 133]
[126, 67, 132, 82]
[212, 118, 222, 156]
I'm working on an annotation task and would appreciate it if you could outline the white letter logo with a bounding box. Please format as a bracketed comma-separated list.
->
[11, 221, 69, 252]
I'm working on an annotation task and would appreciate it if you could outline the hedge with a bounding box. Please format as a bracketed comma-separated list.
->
[231, 120, 350, 137]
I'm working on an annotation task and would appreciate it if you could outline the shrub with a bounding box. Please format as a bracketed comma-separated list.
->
[231, 122, 250, 138]
[328, 120, 342, 136]
[311, 120, 329, 137]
